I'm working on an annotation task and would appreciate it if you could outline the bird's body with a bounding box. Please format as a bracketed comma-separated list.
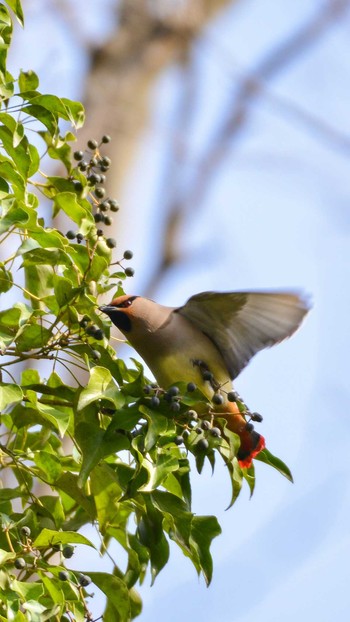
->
[100, 290, 310, 467]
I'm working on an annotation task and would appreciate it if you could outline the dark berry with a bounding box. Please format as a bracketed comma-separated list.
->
[100, 156, 111, 167]
[79, 315, 90, 328]
[197, 438, 209, 451]
[99, 200, 110, 212]
[87, 173, 101, 185]
[201, 420, 210, 431]
[76, 233, 84, 243]
[109, 200, 119, 212]
[94, 187, 105, 199]
[62, 545, 74, 559]
[167, 386, 180, 397]
[99, 174, 106, 183]
[212, 393, 224, 405]
[125, 267, 135, 277]
[21, 526, 31, 537]
[143, 384, 152, 394]
[174, 435, 183, 445]
[94, 212, 103, 223]
[150, 395, 160, 408]
[96, 229, 104, 237]
[78, 573, 92, 587]
[123, 249, 133, 260]
[101, 135, 111, 144]
[66, 230, 76, 240]
[182, 429, 190, 440]
[203, 370, 213, 381]
[59, 570, 69, 581]
[103, 216, 113, 226]
[245, 422, 254, 433]
[195, 427, 203, 435]
[251, 412, 263, 422]
[227, 391, 238, 402]
[92, 328, 104, 340]
[210, 427, 221, 438]
[170, 401, 181, 413]
[87, 139, 98, 150]
[187, 382, 196, 392]
[78, 160, 88, 171]
[14, 557, 26, 569]
[73, 150, 84, 161]
[90, 156, 98, 167]
[100, 164, 109, 172]
[73, 181, 83, 192]
[106, 238, 117, 249]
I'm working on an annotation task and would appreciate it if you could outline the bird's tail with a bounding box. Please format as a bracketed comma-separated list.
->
[215, 400, 265, 468]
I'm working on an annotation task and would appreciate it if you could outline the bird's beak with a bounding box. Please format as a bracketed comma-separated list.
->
[99, 305, 115, 314]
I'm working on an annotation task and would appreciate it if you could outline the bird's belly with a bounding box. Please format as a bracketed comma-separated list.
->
[140, 334, 231, 396]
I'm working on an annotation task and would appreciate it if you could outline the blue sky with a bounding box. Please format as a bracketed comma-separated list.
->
[9, 1, 350, 620]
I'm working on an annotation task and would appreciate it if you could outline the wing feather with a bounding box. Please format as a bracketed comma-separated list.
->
[176, 291, 310, 379]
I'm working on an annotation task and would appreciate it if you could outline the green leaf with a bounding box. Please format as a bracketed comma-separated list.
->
[9, 579, 44, 601]
[255, 448, 294, 482]
[138, 500, 170, 584]
[26, 390, 72, 436]
[189, 515, 221, 585]
[33, 527, 95, 549]
[5, 0, 24, 26]
[53, 191, 92, 225]
[76, 421, 129, 488]
[90, 463, 123, 529]
[0, 383, 22, 410]
[0, 263, 12, 293]
[139, 405, 169, 452]
[18, 69, 38, 92]
[0, 548, 15, 565]
[86, 573, 132, 622]
[0, 201, 29, 233]
[139, 450, 180, 492]
[15, 323, 52, 352]
[77, 366, 124, 411]
[33, 451, 62, 483]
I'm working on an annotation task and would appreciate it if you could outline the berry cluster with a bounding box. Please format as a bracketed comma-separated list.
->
[143, 381, 263, 453]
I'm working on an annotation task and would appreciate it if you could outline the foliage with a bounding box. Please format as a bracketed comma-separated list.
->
[0, 2, 292, 620]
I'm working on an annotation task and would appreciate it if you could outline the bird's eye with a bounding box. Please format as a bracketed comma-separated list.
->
[116, 296, 136, 309]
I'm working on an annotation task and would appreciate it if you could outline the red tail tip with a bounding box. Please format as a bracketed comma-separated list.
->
[238, 435, 266, 469]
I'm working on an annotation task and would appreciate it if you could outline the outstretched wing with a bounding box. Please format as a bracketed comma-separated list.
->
[176, 291, 310, 379]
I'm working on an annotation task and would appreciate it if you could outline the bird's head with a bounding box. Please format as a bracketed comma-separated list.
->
[99, 295, 172, 338]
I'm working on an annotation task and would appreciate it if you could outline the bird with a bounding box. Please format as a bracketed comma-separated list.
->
[99, 291, 310, 468]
